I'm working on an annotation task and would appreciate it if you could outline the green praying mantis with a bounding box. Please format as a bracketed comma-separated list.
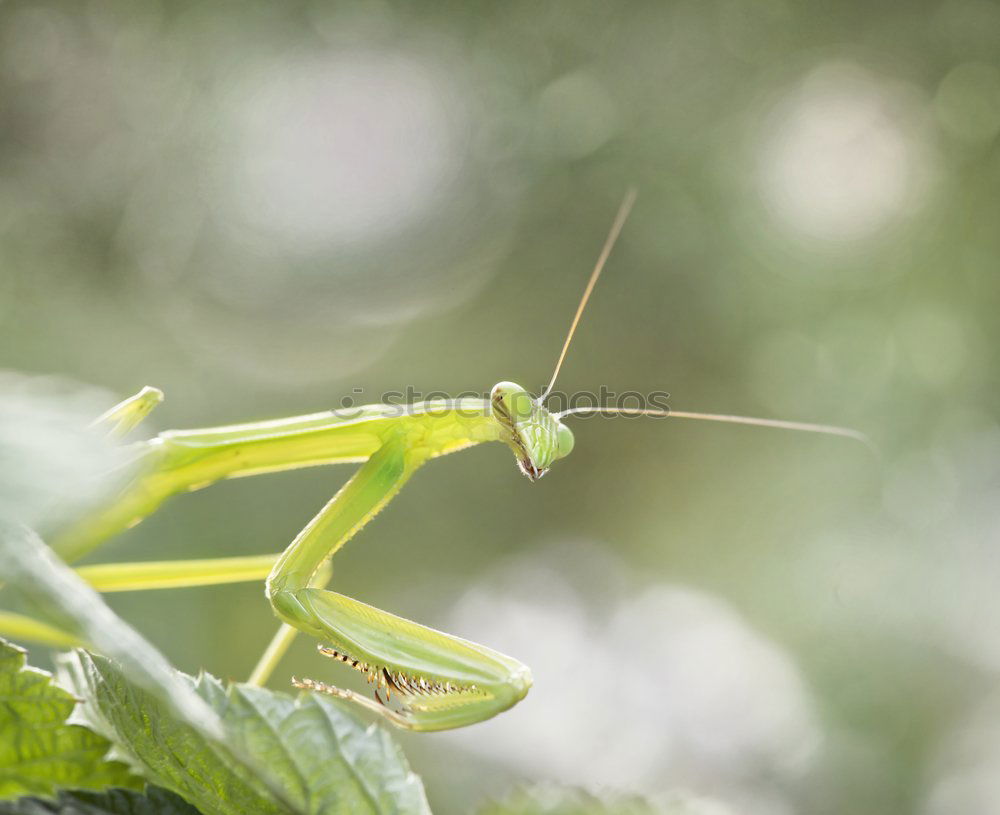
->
[5, 190, 869, 731]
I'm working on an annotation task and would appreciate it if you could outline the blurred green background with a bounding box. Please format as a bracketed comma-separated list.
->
[2, 0, 1000, 812]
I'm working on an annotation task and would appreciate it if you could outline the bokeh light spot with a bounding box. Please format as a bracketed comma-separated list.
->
[758, 62, 926, 245]
[442, 545, 819, 812]
[224, 50, 468, 252]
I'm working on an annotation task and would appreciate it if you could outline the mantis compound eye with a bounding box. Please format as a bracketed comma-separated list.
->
[490, 381, 534, 426]
[555, 423, 575, 460]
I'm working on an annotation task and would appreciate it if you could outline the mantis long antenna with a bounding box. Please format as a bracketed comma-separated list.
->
[540, 187, 638, 402]
[556, 406, 874, 450]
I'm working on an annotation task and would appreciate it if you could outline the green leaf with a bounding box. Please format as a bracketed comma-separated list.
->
[0, 521, 224, 744]
[0, 786, 200, 815]
[0, 639, 137, 800]
[67, 651, 431, 815]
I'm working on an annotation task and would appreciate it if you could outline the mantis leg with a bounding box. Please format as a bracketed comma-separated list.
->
[53, 403, 391, 563]
[0, 554, 282, 660]
[91, 386, 164, 438]
[0, 555, 282, 649]
[0, 612, 82, 648]
[75, 554, 279, 592]
[266, 435, 532, 732]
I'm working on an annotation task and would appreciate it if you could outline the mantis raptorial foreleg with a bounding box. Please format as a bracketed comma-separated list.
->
[264, 434, 532, 731]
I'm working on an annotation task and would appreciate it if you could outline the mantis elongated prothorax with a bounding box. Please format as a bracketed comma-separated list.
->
[16, 189, 869, 732]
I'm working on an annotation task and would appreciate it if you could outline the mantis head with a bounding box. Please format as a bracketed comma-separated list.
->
[490, 381, 574, 481]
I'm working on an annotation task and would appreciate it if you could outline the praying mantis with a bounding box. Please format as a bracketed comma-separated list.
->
[6, 190, 869, 731]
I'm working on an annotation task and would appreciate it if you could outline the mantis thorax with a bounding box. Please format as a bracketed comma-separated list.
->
[490, 381, 574, 481]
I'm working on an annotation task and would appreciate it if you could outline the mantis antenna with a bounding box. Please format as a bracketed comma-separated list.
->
[541, 190, 872, 450]
[555, 406, 874, 449]
[540, 186, 638, 402]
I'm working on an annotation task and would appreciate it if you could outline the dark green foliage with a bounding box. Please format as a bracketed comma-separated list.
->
[0, 787, 199, 815]
[0, 639, 137, 800]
